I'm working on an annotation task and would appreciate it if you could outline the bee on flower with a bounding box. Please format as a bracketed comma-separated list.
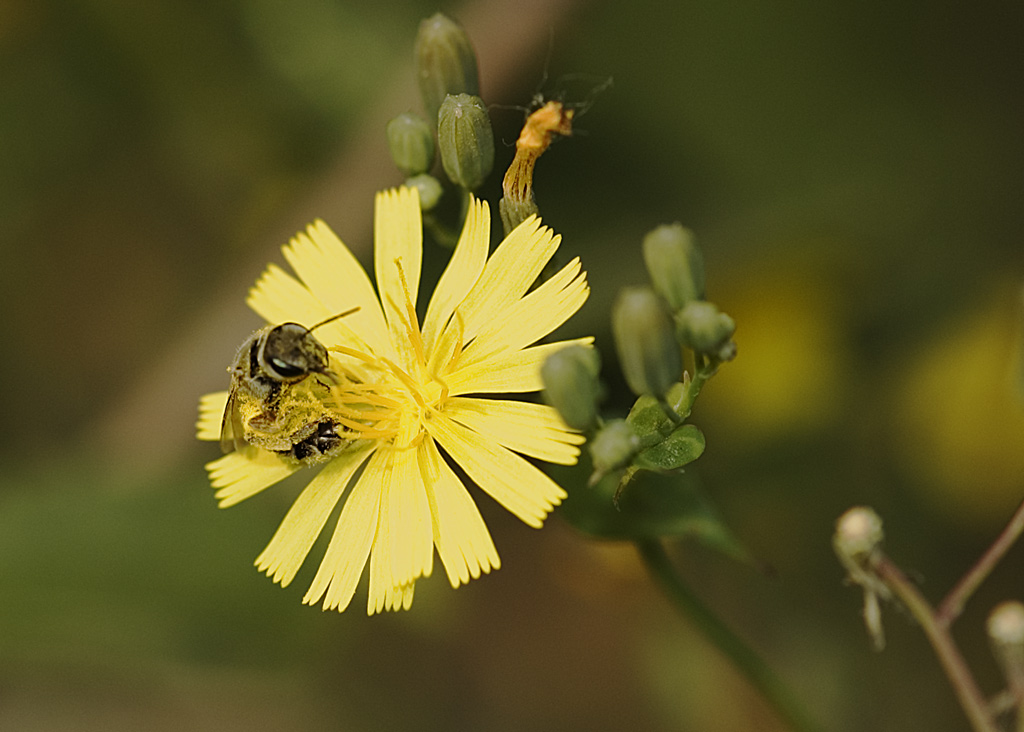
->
[196, 187, 591, 614]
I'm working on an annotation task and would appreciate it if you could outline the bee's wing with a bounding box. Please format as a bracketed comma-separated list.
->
[219, 391, 248, 454]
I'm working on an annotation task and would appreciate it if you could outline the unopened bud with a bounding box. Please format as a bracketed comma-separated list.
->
[675, 300, 736, 359]
[834, 506, 884, 564]
[414, 13, 479, 123]
[437, 94, 494, 190]
[612, 287, 682, 398]
[541, 345, 603, 431]
[834, 506, 889, 651]
[387, 113, 435, 176]
[589, 419, 639, 476]
[642, 224, 705, 310]
[988, 601, 1024, 687]
[404, 174, 443, 211]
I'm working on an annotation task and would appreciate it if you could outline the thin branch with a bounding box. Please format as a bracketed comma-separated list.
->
[937, 498, 1024, 628]
[874, 556, 999, 732]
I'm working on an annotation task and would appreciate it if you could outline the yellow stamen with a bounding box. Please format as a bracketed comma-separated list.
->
[391, 258, 428, 370]
[329, 344, 381, 366]
[434, 312, 466, 408]
[332, 391, 401, 409]
[379, 357, 429, 411]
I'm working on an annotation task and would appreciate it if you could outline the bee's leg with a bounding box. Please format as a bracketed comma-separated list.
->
[289, 421, 345, 462]
[247, 410, 281, 433]
[246, 410, 297, 452]
[313, 421, 344, 453]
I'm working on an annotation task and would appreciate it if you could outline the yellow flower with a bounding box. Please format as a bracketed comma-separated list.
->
[196, 187, 590, 614]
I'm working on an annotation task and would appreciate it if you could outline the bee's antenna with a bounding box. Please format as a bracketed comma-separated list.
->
[310, 307, 360, 332]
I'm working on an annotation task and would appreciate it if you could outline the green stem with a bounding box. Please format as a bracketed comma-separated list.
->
[656, 395, 683, 426]
[874, 556, 999, 732]
[422, 187, 470, 250]
[422, 211, 460, 249]
[676, 353, 717, 418]
[637, 540, 826, 732]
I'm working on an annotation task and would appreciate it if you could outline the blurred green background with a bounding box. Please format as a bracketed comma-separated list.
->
[3, 0, 1023, 730]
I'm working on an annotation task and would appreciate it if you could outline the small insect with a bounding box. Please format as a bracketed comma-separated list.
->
[220, 311, 356, 464]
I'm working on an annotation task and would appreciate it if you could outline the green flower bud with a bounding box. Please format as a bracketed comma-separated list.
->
[386, 113, 435, 176]
[437, 93, 494, 190]
[612, 287, 682, 397]
[589, 419, 639, 476]
[642, 223, 705, 310]
[541, 345, 603, 431]
[414, 13, 480, 123]
[675, 300, 736, 359]
[404, 174, 443, 211]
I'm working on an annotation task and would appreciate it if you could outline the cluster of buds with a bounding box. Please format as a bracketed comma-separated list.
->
[614, 223, 736, 404]
[385, 13, 495, 224]
[542, 223, 733, 499]
[643, 224, 736, 362]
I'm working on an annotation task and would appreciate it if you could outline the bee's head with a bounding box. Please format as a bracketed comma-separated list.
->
[260, 323, 332, 382]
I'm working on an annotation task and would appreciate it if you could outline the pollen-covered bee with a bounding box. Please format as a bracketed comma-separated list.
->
[221, 314, 354, 465]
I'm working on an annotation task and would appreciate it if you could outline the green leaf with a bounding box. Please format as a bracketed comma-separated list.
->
[555, 461, 753, 565]
[633, 424, 705, 471]
[626, 380, 691, 448]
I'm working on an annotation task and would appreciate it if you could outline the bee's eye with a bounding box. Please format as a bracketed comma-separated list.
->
[268, 357, 305, 379]
[261, 322, 328, 381]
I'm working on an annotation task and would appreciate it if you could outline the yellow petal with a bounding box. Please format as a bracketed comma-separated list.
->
[446, 337, 594, 396]
[246, 263, 331, 328]
[385, 444, 434, 587]
[367, 512, 417, 614]
[445, 397, 584, 465]
[427, 412, 566, 528]
[282, 220, 393, 359]
[421, 195, 489, 358]
[374, 188, 422, 359]
[197, 391, 229, 441]
[367, 524, 390, 614]
[205, 449, 298, 507]
[419, 439, 499, 587]
[460, 257, 589, 367]
[368, 573, 415, 615]
[391, 581, 415, 612]
[302, 450, 385, 611]
[455, 216, 560, 343]
[254, 444, 374, 587]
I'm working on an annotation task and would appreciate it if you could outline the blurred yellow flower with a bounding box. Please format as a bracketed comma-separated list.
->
[196, 187, 590, 613]
[698, 261, 852, 443]
[894, 287, 1024, 526]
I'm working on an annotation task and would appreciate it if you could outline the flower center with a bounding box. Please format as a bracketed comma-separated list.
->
[324, 257, 453, 451]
